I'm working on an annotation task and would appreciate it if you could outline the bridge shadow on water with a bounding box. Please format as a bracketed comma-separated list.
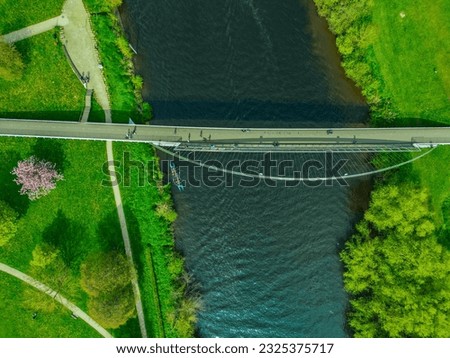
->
[148, 99, 370, 128]
[0, 108, 446, 128]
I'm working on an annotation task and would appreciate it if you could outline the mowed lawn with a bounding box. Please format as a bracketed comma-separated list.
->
[0, 0, 65, 34]
[410, 147, 450, 226]
[0, 137, 141, 337]
[0, 0, 84, 120]
[371, 1, 450, 228]
[372, 0, 450, 123]
[0, 273, 101, 338]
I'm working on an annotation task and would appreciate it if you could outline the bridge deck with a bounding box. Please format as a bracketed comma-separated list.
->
[0, 118, 449, 151]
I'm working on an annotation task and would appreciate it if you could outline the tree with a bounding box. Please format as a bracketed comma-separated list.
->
[169, 296, 201, 337]
[0, 40, 24, 81]
[12, 156, 63, 200]
[106, 0, 123, 9]
[80, 251, 132, 297]
[88, 287, 135, 329]
[0, 200, 18, 246]
[24, 249, 77, 313]
[341, 185, 450, 337]
[156, 202, 177, 223]
[80, 251, 135, 329]
[30, 243, 59, 268]
[90, 0, 122, 12]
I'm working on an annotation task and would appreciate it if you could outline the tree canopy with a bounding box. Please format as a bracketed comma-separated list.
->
[12, 156, 64, 200]
[0, 40, 24, 81]
[81, 251, 132, 297]
[80, 251, 135, 329]
[0, 200, 18, 246]
[88, 287, 135, 329]
[341, 185, 450, 337]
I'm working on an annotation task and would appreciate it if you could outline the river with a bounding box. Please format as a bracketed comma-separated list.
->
[121, 0, 370, 337]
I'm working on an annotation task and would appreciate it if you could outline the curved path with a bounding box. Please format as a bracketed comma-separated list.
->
[2, 15, 68, 44]
[61, 0, 148, 337]
[0, 262, 112, 338]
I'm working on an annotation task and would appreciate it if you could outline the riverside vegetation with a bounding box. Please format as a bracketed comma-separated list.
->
[314, 0, 450, 337]
[0, 0, 197, 337]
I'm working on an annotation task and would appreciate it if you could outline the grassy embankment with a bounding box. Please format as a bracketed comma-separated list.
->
[113, 143, 200, 337]
[83, 0, 198, 337]
[83, 0, 150, 123]
[313, 0, 450, 336]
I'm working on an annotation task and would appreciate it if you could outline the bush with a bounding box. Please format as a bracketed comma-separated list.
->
[155, 202, 178, 223]
[80, 251, 132, 297]
[0, 40, 24, 81]
[81, 251, 135, 329]
[0, 200, 18, 247]
[88, 286, 135, 329]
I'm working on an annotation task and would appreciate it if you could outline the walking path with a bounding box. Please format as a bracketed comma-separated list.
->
[2, 15, 68, 43]
[61, 0, 148, 337]
[0, 262, 112, 338]
[80, 89, 93, 122]
[61, 0, 109, 111]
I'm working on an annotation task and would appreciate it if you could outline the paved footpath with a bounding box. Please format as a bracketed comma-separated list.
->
[2, 15, 68, 43]
[62, 0, 148, 338]
[62, 0, 110, 111]
[0, 262, 112, 338]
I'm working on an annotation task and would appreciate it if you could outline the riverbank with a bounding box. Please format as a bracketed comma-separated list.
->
[314, 0, 450, 126]
[83, 0, 150, 123]
[83, 0, 198, 337]
[313, 0, 450, 337]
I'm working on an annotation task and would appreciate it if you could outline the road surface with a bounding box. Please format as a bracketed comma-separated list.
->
[0, 119, 449, 149]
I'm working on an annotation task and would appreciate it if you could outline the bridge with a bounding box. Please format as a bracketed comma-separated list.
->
[0, 118, 449, 153]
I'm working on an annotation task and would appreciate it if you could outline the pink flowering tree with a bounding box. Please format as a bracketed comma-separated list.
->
[12, 156, 64, 200]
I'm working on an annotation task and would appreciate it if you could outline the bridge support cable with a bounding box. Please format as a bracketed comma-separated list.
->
[153, 145, 436, 182]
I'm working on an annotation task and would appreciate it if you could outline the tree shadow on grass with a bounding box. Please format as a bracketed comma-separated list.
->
[0, 110, 141, 123]
[97, 210, 126, 252]
[33, 138, 67, 171]
[122, 204, 167, 338]
[43, 210, 88, 269]
[438, 197, 450, 251]
[0, 150, 30, 215]
[111, 317, 142, 338]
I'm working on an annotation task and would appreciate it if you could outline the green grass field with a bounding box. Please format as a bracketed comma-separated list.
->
[0, 273, 101, 338]
[0, 0, 65, 34]
[0, 31, 85, 120]
[410, 147, 450, 225]
[372, 0, 450, 123]
[370, 1, 450, 227]
[0, 137, 148, 337]
[0, 1, 85, 120]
